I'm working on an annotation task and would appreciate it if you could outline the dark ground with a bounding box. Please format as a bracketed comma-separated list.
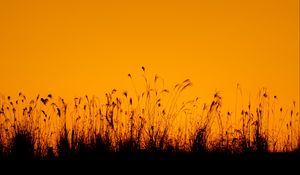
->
[1, 151, 299, 174]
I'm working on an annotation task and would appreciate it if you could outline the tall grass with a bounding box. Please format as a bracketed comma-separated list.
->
[0, 68, 299, 159]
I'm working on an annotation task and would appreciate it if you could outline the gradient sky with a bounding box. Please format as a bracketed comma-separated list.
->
[0, 0, 299, 110]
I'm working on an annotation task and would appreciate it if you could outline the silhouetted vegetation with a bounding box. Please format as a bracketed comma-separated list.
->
[0, 68, 299, 162]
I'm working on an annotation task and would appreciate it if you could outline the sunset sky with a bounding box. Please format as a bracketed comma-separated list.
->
[0, 0, 299, 110]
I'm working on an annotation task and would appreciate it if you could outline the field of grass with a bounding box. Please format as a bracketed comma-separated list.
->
[0, 68, 299, 164]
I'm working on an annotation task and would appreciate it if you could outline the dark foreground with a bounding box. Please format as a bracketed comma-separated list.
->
[1, 152, 299, 174]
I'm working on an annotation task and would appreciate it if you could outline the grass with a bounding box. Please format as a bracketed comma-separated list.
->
[0, 68, 299, 163]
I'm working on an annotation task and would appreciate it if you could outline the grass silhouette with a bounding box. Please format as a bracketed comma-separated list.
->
[0, 68, 299, 165]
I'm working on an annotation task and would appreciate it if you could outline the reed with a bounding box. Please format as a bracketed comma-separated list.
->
[0, 68, 298, 159]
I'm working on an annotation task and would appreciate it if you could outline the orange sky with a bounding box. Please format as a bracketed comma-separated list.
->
[0, 0, 299, 110]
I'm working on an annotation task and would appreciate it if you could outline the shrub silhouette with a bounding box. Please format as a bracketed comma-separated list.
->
[10, 129, 35, 160]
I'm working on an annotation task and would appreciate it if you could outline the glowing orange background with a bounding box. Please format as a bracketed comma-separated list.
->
[0, 0, 299, 110]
